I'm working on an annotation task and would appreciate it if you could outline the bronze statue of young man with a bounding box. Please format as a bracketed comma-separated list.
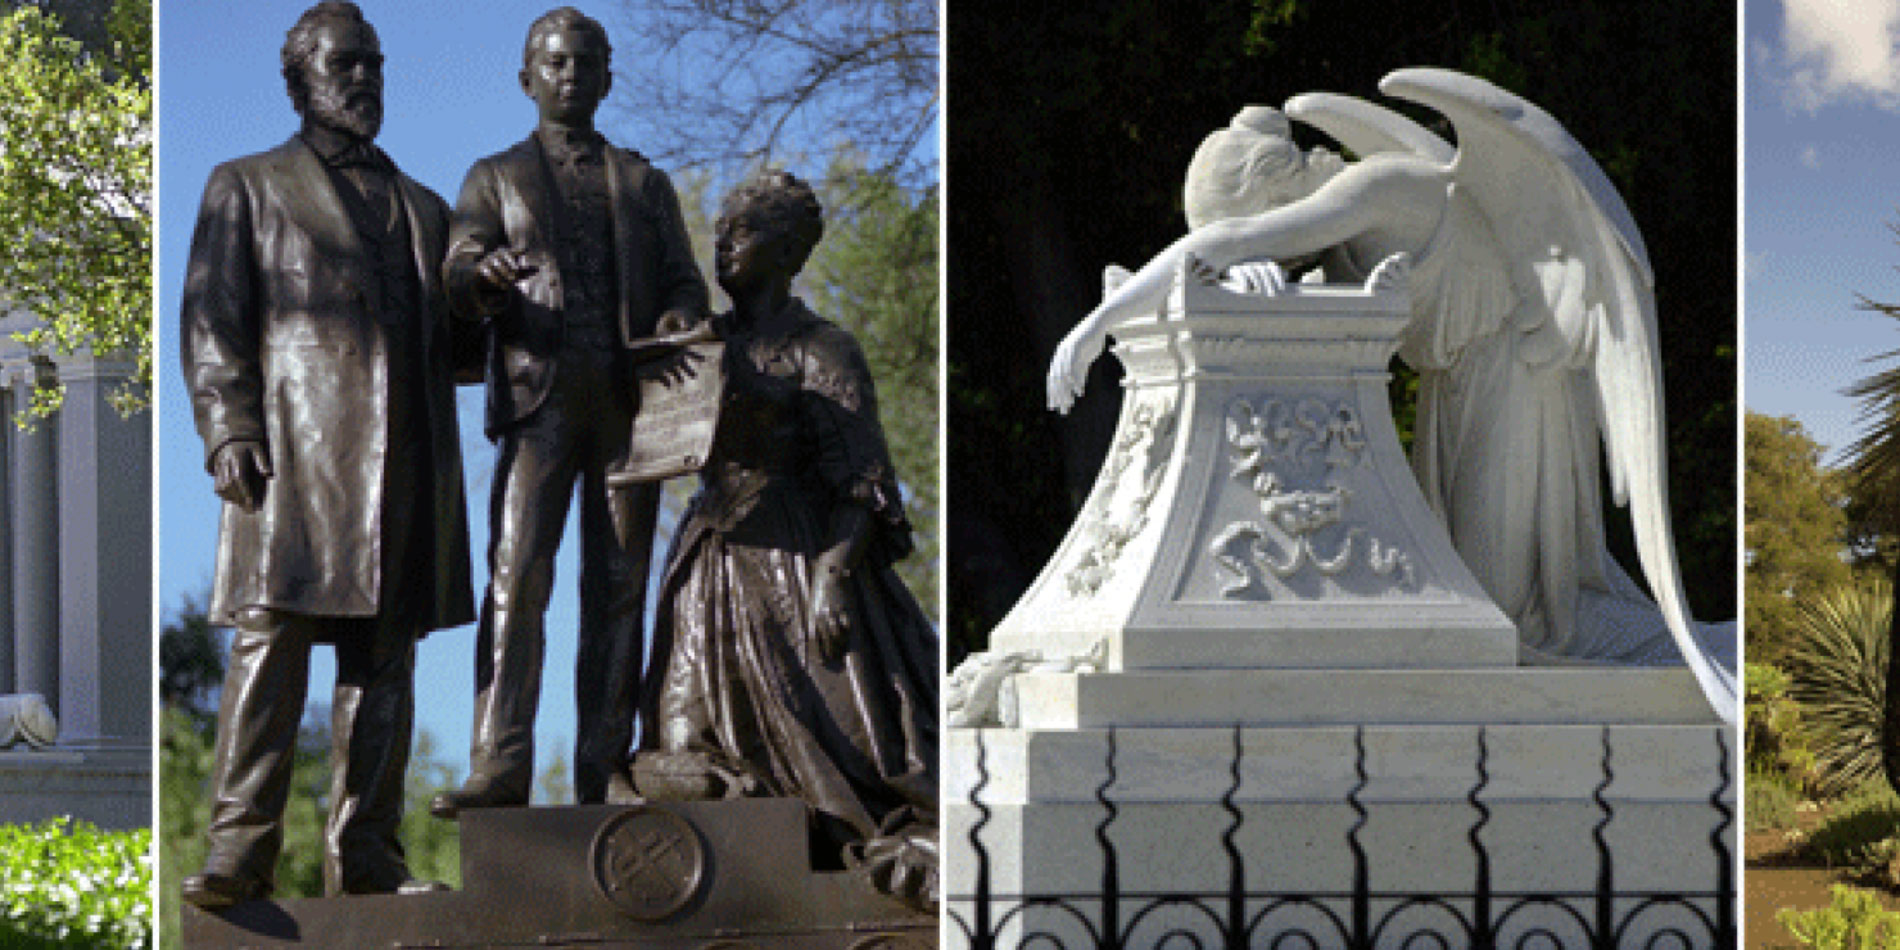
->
[430, 6, 708, 817]
[179, 1, 474, 907]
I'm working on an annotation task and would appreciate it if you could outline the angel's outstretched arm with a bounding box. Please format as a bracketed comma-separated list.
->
[1046, 162, 1419, 413]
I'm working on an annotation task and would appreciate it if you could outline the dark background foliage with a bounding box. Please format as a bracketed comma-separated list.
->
[946, 0, 1738, 660]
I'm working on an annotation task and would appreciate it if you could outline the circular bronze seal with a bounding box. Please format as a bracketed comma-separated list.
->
[588, 807, 707, 921]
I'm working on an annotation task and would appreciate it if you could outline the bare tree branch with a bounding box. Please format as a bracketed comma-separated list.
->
[604, 0, 937, 189]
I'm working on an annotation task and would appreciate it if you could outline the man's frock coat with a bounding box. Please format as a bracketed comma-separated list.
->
[182, 135, 475, 634]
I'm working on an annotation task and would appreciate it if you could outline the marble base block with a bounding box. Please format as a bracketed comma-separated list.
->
[947, 273, 1731, 948]
[1011, 667, 1718, 729]
[949, 723, 1729, 805]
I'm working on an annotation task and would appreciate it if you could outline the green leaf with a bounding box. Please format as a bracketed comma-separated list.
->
[0, 2, 152, 419]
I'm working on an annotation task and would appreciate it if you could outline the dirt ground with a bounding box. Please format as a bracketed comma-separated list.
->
[1746, 824, 1900, 948]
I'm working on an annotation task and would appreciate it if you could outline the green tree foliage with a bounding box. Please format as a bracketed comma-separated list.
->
[0, 0, 151, 416]
[157, 707, 210, 950]
[400, 731, 462, 887]
[156, 595, 222, 947]
[806, 166, 939, 606]
[1746, 412, 1853, 662]
[947, 0, 1737, 656]
[158, 594, 221, 714]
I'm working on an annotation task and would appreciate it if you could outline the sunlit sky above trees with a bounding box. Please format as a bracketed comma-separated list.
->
[1746, 0, 1900, 459]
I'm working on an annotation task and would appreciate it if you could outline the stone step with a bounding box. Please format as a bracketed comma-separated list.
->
[944, 798, 1733, 950]
[945, 798, 1731, 895]
[1012, 666, 1718, 729]
[947, 723, 1731, 805]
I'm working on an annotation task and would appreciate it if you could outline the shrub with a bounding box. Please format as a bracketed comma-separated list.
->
[1803, 779, 1900, 885]
[1748, 660, 1819, 792]
[1748, 765, 1803, 832]
[1784, 577, 1890, 797]
[1779, 884, 1900, 949]
[0, 818, 151, 949]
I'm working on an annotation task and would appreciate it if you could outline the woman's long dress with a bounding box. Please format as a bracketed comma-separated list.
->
[651, 300, 938, 848]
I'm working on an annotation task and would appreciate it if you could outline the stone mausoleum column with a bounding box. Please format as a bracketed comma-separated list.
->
[10, 361, 57, 712]
[0, 379, 15, 694]
[56, 351, 150, 745]
[0, 326, 151, 829]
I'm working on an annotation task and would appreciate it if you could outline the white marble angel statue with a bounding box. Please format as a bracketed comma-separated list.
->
[1046, 67, 1737, 720]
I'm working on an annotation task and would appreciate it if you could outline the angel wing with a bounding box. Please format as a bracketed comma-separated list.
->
[1379, 67, 1735, 722]
[1283, 91, 1454, 165]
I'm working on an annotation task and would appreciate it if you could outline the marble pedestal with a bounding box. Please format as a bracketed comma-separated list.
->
[946, 265, 1731, 949]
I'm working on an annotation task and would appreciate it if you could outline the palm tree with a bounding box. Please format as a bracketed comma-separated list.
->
[1841, 282, 1900, 794]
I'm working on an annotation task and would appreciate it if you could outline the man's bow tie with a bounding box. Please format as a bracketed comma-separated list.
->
[333, 142, 390, 171]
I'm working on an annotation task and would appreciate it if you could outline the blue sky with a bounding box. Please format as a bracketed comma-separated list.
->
[1746, 0, 1900, 461]
[157, 0, 721, 798]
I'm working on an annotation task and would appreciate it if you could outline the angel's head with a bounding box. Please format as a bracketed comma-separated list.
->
[1183, 106, 1343, 231]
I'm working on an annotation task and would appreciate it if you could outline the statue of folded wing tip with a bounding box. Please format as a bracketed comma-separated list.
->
[1046, 66, 1737, 722]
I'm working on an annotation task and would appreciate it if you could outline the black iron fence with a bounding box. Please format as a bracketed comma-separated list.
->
[946, 725, 1734, 949]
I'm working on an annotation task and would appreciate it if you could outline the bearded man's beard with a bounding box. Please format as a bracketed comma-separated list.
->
[306, 85, 383, 141]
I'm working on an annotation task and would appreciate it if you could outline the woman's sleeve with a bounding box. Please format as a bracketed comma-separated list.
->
[800, 322, 915, 561]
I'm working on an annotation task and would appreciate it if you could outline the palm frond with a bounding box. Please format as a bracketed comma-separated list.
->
[1785, 577, 1891, 796]
[1843, 295, 1900, 534]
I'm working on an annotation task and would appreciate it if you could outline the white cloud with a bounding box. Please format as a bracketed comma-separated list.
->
[1799, 143, 1822, 168]
[1777, 0, 1900, 109]
[1752, 37, 1775, 69]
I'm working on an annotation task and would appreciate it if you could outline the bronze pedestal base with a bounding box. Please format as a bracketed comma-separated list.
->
[182, 798, 936, 948]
